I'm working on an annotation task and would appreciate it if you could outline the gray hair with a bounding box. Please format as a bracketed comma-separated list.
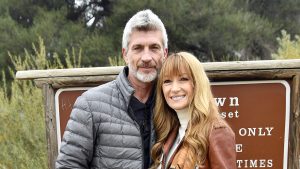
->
[122, 9, 168, 51]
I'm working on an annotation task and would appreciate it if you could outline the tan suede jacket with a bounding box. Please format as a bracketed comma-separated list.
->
[161, 122, 237, 169]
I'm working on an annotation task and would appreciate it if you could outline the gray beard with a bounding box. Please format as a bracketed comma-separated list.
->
[128, 63, 158, 82]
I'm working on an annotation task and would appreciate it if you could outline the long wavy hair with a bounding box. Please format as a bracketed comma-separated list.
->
[151, 52, 226, 167]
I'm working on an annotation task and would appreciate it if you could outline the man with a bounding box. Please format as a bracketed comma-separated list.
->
[56, 9, 168, 169]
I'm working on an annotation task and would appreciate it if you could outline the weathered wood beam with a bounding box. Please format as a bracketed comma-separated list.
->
[289, 74, 300, 169]
[16, 59, 300, 80]
[43, 84, 58, 169]
[34, 75, 117, 88]
[16, 66, 123, 80]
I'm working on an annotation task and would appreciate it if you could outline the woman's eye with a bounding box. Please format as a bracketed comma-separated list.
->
[163, 79, 171, 84]
[180, 77, 189, 81]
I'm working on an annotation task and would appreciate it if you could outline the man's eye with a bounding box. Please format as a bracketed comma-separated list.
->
[151, 45, 160, 50]
[152, 46, 159, 50]
[133, 47, 141, 50]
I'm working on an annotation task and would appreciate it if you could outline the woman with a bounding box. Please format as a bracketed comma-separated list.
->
[151, 52, 236, 169]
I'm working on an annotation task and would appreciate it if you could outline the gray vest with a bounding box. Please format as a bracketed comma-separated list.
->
[56, 67, 155, 169]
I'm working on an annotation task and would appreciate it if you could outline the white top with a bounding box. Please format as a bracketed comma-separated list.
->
[158, 108, 191, 169]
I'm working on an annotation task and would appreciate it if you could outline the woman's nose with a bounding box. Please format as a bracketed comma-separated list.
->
[171, 81, 180, 92]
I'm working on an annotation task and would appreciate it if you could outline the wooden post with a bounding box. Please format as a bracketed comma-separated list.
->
[42, 83, 58, 169]
[290, 74, 300, 169]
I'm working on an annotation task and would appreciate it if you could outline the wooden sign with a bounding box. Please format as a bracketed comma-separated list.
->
[55, 87, 90, 144]
[55, 80, 290, 169]
[212, 80, 290, 169]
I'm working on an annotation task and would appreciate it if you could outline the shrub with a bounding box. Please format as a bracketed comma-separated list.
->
[0, 37, 81, 169]
[272, 30, 300, 59]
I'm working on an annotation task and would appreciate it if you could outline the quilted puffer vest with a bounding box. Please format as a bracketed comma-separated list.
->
[56, 67, 156, 169]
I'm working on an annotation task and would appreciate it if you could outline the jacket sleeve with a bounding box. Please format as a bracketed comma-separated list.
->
[56, 96, 94, 169]
[208, 126, 237, 169]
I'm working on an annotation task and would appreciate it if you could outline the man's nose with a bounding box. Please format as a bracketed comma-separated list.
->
[141, 49, 152, 62]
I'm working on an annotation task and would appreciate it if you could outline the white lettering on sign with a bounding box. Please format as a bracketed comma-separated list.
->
[215, 97, 226, 106]
[214, 97, 239, 107]
[220, 110, 239, 119]
[236, 144, 243, 152]
[236, 159, 273, 168]
[239, 127, 274, 136]
[229, 97, 239, 106]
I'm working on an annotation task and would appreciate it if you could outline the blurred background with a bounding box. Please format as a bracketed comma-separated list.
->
[0, 0, 299, 168]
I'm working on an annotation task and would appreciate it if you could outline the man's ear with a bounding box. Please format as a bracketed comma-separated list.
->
[164, 48, 168, 60]
[122, 48, 128, 64]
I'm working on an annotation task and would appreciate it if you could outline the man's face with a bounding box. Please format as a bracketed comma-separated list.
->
[122, 30, 167, 83]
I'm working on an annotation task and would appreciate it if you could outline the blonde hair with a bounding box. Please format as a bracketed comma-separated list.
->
[151, 52, 226, 167]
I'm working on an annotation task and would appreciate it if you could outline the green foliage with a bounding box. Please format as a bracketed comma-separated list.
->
[79, 32, 115, 66]
[1, 0, 300, 77]
[0, 7, 36, 67]
[0, 1, 113, 82]
[272, 30, 300, 59]
[0, 77, 45, 169]
[102, 0, 277, 61]
[0, 37, 82, 169]
[168, 0, 275, 61]
[108, 55, 125, 66]
[235, 0, 300, 35]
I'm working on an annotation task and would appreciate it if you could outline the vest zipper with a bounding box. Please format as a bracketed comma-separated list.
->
[128, 106, 145, 169]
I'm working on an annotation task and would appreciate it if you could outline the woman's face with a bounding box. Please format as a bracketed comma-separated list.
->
[162, 67, 194, 111]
